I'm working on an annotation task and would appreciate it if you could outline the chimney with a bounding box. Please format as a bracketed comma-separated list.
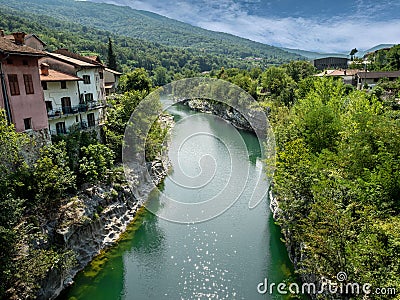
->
[40, 63, 49, 76]
[0, 30, 4, 38]
[13, 32, 26, 45]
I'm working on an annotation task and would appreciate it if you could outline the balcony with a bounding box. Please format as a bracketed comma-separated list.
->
[47, 102, 104, 119]
[49, 119, 101, 136]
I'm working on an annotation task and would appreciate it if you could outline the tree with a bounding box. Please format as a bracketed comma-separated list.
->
[119, 68, 152, 93]
[349, 48, 358, 61]
[33, 141, 76, 210]
[386, 45, 400, 71]
[152, 66, 168, 86]
[283, 60, 316, 82]
[107, 37, 117, 70]
[261, 66, 297, 106]
[79, 144, 115, 184]
[0, 112, 28, 296]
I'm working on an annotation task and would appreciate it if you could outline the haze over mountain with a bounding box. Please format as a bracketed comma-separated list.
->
[89, 0, 400, 53]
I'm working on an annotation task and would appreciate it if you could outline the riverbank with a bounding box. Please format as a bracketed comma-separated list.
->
[34, 116, 173, 300]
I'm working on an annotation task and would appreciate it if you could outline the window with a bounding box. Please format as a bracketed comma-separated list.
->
[85, 93, 94, 102]
[23, 60, 28, 66]
[8, 74, 20, 96]
[99, 71, 104, 79]
[76, 116, 79, 122]
[56, 122, 66, 134]
[24, 118, 32, 130]
[83, 75, 91, 84]
[45, 101, 53, 112]
[61, 97, 72, 114]
[41, 81, 48, 90]
[87, 113, 95, 127]
[6, 59, 13, 64]
[60, 81, 67, 89]
[23, 74, 34, 94]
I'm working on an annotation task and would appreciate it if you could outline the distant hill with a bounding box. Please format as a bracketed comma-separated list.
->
[282, 48, 349, 60]
[0, 0, 304, 64]
[0, 6, 277, 76]
[284, 44, 396, 60]
[357, 44, 395, 57]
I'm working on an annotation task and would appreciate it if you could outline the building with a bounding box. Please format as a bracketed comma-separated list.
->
[315, 69, 361, 85]
[84, 55, 121, 95]
[39, 49, 106, 135]
[104, 67, 122, 95]
[0, 32, 49, 133]
[356, 71, 400, 90]
[313, 57, 349, 70]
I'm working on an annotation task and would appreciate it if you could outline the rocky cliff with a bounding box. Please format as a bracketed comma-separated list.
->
[36, 159, 169, 300]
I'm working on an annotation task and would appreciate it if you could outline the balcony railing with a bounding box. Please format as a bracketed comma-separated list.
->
[49, 119, 101, 136]
[47, 102, 104, 119]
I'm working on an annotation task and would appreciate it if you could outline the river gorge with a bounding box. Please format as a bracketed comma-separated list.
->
[59, 103, 294, 300]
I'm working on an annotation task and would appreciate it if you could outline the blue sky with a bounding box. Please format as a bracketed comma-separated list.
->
[91, 0, 400, 52]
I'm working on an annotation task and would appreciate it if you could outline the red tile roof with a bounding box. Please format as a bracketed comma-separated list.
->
[0, 36, 45, 56]
[40, 69, 83, 82]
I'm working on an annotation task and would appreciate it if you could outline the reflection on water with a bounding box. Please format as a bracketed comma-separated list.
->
[59, 104, 295, 300]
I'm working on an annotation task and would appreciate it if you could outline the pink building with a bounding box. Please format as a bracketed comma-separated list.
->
[0, 32, 48, 132]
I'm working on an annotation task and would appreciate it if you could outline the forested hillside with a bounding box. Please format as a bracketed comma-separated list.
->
[0, 7, 249, 76]
[0, 0, 303, 64]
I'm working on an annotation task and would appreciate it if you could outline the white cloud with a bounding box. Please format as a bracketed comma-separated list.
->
[92, 0, 400, 53]
[198, 15, 400, 52]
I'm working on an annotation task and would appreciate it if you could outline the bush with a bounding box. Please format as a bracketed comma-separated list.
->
[79, 144, 115, 184]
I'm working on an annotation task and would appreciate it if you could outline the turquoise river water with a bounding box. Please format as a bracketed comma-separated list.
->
[59, 104, 295, 300]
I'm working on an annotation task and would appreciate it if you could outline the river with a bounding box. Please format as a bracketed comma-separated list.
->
[59, 103, 294, 300]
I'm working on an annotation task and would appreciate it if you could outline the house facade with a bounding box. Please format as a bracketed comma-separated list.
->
[356, 71, 400, 90]
[39, 49, 106, 135]
[0, 33, 49, 133]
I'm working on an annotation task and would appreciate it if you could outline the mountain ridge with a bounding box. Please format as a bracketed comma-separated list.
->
[0, 0, 304, 64]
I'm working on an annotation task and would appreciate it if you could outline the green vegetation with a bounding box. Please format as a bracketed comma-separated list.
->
[366, 44, 400, 71]
[104, 71, 167, 162]
[268, 75, 400, 298]
[211, 60, 399, 298]
[0, 115, 80, 298]
[0, 59, 169, 297]
[0, 3, 302, 83]
[0, 0, 303, 64]
[33, 142, 76, 210]
[79, 144, 115, 184]
[1, 0, 399, 297]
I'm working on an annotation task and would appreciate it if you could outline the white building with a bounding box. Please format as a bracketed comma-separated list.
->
[39, 49, 106, 135]
[104, 67, 122, 95]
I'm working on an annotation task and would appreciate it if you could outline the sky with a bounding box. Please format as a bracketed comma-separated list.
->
[91, 0, 400, 53]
